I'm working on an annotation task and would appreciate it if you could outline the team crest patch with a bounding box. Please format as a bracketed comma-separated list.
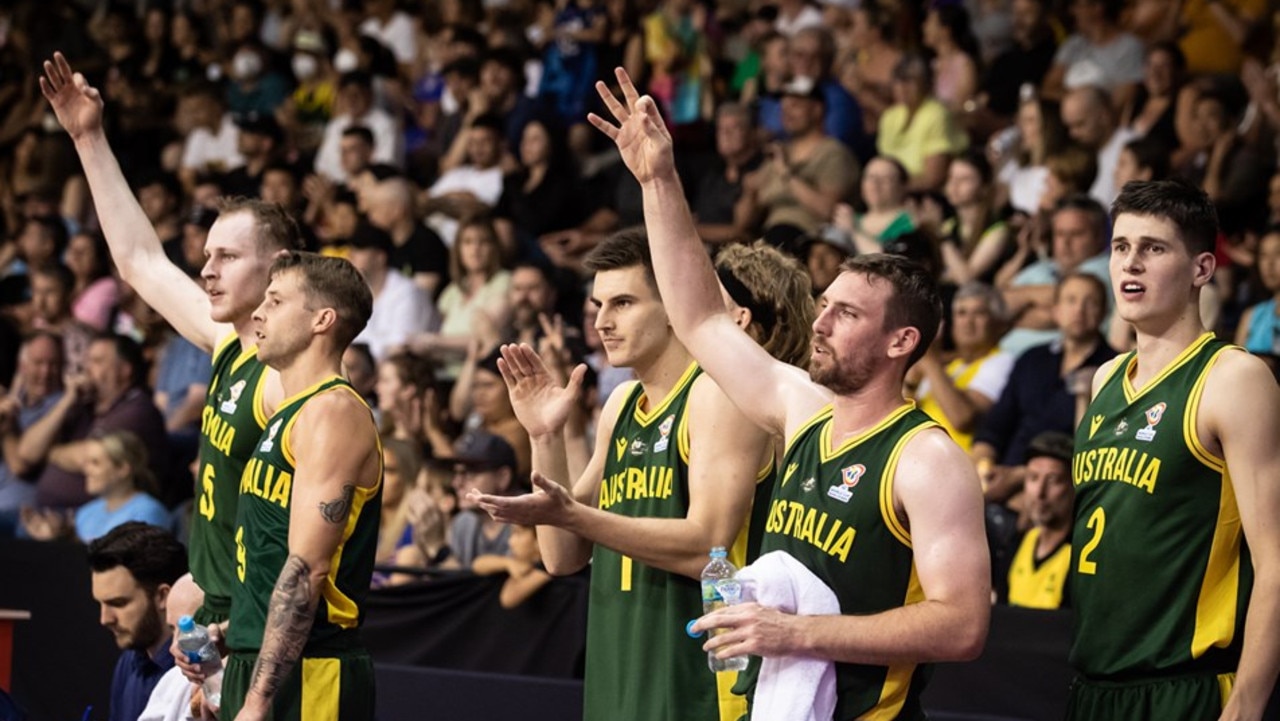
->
[260, 419, 283, 452]
[1114, 419, 1129, 436]
[802, 477, 817, 493]
[654, 414, 675, 453]
[1136, 402, 1166, 442]
[630, 438, 647, 456]
[220, 379, 247, 414]
[827, 464, 865, 503]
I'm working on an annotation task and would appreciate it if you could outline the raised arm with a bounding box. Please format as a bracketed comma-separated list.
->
[237, 394, 380, 719]
[41, 53, 223, 351]
[588, 68, 827, 438]
[1204, 352, 1280, 721]
[695, 427, 990, 664]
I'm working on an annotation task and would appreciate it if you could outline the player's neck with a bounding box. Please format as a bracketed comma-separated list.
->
[276, 348, 344, 398]
[1130, 310, 1206, 384]
[828, 371, 911, 438]
[633, 343, 695, 408]
[233, 316, 260, 350]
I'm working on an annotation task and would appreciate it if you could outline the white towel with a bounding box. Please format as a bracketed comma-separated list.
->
[737, 550, 840, 721]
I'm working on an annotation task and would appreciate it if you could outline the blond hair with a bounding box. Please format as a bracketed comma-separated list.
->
[716, 242, 815, 369]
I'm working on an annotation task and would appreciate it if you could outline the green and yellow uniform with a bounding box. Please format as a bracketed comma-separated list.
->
[222, 376, 382, 721]
[1007, 528, 1070, 609]
[749, 402, 938, 720]
[190, 334, 270, 625]
[1069, 334, 1248, 720]
[584, 363, 761, 721]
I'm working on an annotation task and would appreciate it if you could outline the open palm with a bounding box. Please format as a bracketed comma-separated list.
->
[39, 52, 104, 141]
[588, 68, 676, 185]
[497, 343, 587, 438]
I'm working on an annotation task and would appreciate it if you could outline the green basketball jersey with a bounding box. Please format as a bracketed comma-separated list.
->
[228, 376, 382, 655]
[1071, 333, 1250, 679]
[584, 363, 748, 721]
[189, 334, 270, 615]
[758, 402, 937, 721]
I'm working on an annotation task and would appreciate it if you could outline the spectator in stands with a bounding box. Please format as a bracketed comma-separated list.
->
[177, 85, 244, 192]
[137, 572, 203, 721]
[836, 155, 916, 256]
[360, 0, 419, 74]
[472, 523, 554, 609]
[496, 117, 586, 256]
[1133, 0, 1265, 76]
[498, 262, 563, 349]
[1061, 85, 1138, 205]
[974, 272, 1115, 499]
[1042, 0, 1144, 106]
[1180, 85, 1273, 238]
[28, 264, 95, 375]
[260, 164, 306, 223]
[221, 112, 285, 199]
[877, 54, 968, 191]
[348, 221, 440, 362]
[537, 0, 607, 125]
[415, 217, 512, 380]
[1000, 431, 1075, 609]
[775, 0, 825, 36]
[643, 0, 713, 131]
[225, 41, 290, 118]
[364, 177, 450, 294]
[995, 97, 1067, 216]
[1120, 42, 1186, 151]
[784, 26, 869, 154]
[279, 30, 337, 158]
[440, 49, 539, 169]
[152, 323, 212, 478]
[737, 75, 859, 251]
[922, 2, 982, 114]
[911, 282, 1014, 451]
[424, 114, 508, 246]
[690, 103, 763, 245]
[63, 232, 119, 332]
[1113, 135, 1172, 192]
[344, 343, 379, 410]
[0, 332, 63, 537]
[170, 206, 217, 279]
[802, 225, 856, 295]
[1036, 145, 1099, 215]
[980, 0, 1057, 123]
[339, 126, 377, 186]
[839, 3, 903, 137]
[375, 351, 438, 446]
[136, 173, 184, 265]
[314, 71, 402, 182]
[1236, 229, 1280, 361]
[999, 195, 1112, 355]
[446, 430, 519, 568]
[0, 215, 67, 311]
[87, 522, 187, 721]
[374, 437, 424, 587]
[25, 430, 169, 543]
[448, 348, 533, 479]
[23, 333, 170, 512]
[940, 153, 1011, 286]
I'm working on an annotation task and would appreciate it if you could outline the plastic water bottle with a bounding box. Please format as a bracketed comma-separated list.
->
[699, 547, 748, 672]
[175, 616, 224, 707]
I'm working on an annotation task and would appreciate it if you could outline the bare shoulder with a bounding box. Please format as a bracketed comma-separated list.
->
[895, 426, 983, 498]
[1091, 356, 1125, 399]
[1202, 348, 1280, 424]
[295, 388, 378, 447]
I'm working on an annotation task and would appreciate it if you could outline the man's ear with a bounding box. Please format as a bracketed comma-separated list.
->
[153, 582, 172, 614]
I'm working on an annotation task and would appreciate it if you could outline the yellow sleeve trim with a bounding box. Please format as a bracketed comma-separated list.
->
[879, 421, 937, 548]
[785, 405, 834, 456]
[1184, 346, 1230, 472]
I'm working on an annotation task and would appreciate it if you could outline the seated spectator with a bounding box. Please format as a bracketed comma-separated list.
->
[137, 573, 203, 721]
[63, 232, 119, 332]
[495, 117, 587, 257]
[1112, 135, 1172, 193]
[537, 0, 606, 125]
[492, 261, 567, 350]
[999, 195, 1112, 355]
[447, 348, 533, 479]
[413, 217, 512, 380]
[1120, 42, 1186, 151]
[278, 30, 337, 158]
[994, 96, 1067, 216]
[446, 430, 519, 569]
[224, 41, 290, 118]
[167, 206, 217, 279]
[472, 524, 554, 609]
[877, 54, 969, 191]
[1061, 85, 1139, 205]
[27, 264, 95, 375]
[1179, 84, 1273, 238]
[313, 71, 403, 183]
[979, 0, 1057, 124]
[391, 463, 461, 582]
[1036, 145, 1099, 214]
[23, 333, 171, 511]
[423, 114, 508, 246]
[801, 225, 856, 295]
[0, 215, 67, 312]
[836, 155, 916, 256]
[177, 85, 245, 192]
[839, 4, 903, 137]
[940, 153, 1011, 286]
[29, 430, 168, 543]
[374, 437, 424, 587]
[993, 431, 1075, 608]
[344, 343, 379, 411]
[0, 332, 64, 537]
[784, 26, 870, 155]
[922, 2, 982, 114]
[87, 522, 188, 721]
[642, 0, 713, 132]
[1236, 229, 1280, 361]
[349, 222, 440, 362]
[911, 282, 1014, 451]
[375, 350, 439, 446]
[738, 75, 859, 251]
[152, 325, 212, 480]
[974, 272, 1116, 500]
[364, 177, 450, 295]
[1040, 0, 1144, 107]
[220, 112, 285, 199]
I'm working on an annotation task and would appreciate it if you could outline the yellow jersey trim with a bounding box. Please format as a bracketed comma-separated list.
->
[786, 405, 834, 456]
[1184, 346, 1230, 473]
[677, 399, 692, 466]
[213, 331, 240, 363]
[865, 565, 925, 720]
[878, 421, 935, 548]
[820, 402, 916, 463]
[250, 368, 270, 430]
[322, 386, 382, 628]
[634, 361, 700, 426]
[1191, 464, 1243, 658]
[301, 656, 341, 718]
[1122, 332, 1215, 403]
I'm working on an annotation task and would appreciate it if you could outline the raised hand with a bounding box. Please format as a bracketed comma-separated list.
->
[587, 68, 676, 186]
[39, 52, 105, 142]
[496, 343, 587, 438]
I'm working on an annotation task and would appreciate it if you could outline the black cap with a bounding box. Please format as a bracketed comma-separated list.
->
[1025, 431, 1074, 465]
[446, 431, 517, 473]
[236, 111, 283, 143]
[346, 221, 394, 255]
[187, 205, 219, 230]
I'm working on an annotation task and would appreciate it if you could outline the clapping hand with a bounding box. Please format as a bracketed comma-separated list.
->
[497, 343, 587, 439]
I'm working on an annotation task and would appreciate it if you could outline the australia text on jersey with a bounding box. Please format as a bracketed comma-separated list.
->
[240, 456, 293, 510]
[1073, 445, 1162, 494]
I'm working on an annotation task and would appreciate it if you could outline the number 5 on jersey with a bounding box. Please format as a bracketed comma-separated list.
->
[198, 464, 216, 521]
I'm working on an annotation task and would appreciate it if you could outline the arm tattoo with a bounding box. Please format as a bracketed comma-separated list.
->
[318, 484, 356, 524]
[248, 555, 318, 702]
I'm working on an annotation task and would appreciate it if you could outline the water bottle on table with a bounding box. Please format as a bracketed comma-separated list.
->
[175, 615, 224, 707]
[698, 546, 748, 672]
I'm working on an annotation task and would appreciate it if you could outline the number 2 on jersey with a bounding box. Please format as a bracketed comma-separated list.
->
[1078, 507, 1106, 575]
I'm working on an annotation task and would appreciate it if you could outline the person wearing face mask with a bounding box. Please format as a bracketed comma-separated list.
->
[280, 31, 337, 158]
[226, 41, 290, 118]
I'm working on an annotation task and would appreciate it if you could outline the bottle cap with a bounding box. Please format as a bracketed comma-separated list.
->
[685, 620, 703, 638]
[177, 615, 195, 633]
[709, 546, 726, 558]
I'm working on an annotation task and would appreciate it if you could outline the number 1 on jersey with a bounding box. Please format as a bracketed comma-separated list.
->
[621, 555, 633, 592]
[1078, 507, 1106, 575]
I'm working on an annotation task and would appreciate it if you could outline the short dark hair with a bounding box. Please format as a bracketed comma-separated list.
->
[1055, 194, 1111, 244]
[1121, 136, 1171, 181]
[838, 254, 942, 367]
[1053, 271, 1109, 312]
[215, 196, 306, 253]
[87, 522, 187, 593]
[30, 262, 75, 294]
[582, 227, 657, 294]
[1025, 431, 1074, 465]
[1111, 178, 1218, 256]
[385, 351, 436, 393]
[23, 215, 69, 257]
[270, 252, 373, 349]
[92, 332, 148, 388]
[341, 125, 375, 147]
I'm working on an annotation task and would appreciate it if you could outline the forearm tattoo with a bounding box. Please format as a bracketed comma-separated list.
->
[318, 485, 355, 524]
[249, 555, 318, 701]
